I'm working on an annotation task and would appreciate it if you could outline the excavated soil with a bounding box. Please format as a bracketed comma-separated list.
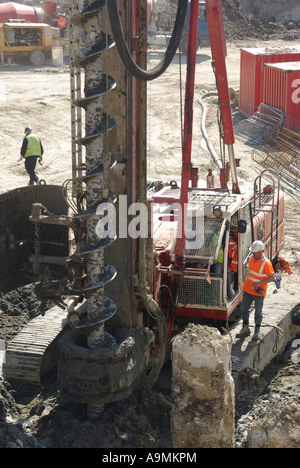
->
[0, 0, 300, 449]
[159, 0, 300, 42]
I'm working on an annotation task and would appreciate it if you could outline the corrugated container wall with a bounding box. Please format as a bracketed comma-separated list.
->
[239, 47, 300, 117]
[263, 62, 300, 130]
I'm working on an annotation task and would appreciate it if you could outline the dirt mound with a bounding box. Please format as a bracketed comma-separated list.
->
[158, 0, 300, 42]
[0, 284, 51, 342]
[0, 367, 172, 448]
[222, 0, 300, 41]
[0, 280, 172, 448]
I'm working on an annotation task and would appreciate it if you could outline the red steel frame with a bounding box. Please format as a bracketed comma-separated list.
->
[174, 0, 199, 271]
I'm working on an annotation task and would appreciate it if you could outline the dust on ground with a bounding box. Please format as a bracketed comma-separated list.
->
[0, 2, 300, 449]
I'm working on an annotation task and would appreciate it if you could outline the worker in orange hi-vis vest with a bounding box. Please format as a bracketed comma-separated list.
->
[58, 14, 68, 38]
[237, 240, 275, 342]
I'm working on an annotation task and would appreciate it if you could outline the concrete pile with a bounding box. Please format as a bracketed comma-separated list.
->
[171, 324, 235, 448]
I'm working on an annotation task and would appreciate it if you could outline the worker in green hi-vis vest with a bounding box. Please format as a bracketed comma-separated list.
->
[18, 127, 44, 186]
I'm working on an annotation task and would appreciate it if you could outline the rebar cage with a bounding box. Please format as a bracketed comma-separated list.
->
[252, 127, 300, 194]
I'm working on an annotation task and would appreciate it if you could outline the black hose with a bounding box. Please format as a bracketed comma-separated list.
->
[107, 0, 189, 81]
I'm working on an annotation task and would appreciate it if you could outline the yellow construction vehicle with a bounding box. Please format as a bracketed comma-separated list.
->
[0, 21, 69, 66]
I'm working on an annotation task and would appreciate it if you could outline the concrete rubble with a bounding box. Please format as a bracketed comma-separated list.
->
[247, 396, 300, 448]
[171, 324, 235, 448]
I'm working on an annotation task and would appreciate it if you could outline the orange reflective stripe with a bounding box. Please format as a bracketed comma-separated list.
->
[229, 239, 236, 246]
[247, 258, 268, 282]
[228, 238, 237, 259]
[58, 17, 67, 28]
[230, 248, 238, 272]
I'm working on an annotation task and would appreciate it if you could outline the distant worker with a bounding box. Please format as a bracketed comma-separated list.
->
[58, 13, 68, 38]
[18, 127, 43, 186]
[237, 240, 275, 342]
[206, 168, 214, 189]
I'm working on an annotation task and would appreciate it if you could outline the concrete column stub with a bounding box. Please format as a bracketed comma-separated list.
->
[171, 324, 235, 448]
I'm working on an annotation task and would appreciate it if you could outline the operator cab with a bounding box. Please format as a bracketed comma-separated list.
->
[150, 187, 252, 321]
[149, 169, 284, 324]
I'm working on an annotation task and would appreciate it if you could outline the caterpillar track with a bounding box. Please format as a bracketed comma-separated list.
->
[2, 306, 68, 384]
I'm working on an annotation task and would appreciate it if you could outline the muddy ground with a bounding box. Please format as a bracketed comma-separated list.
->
[0, 3, 300, 449]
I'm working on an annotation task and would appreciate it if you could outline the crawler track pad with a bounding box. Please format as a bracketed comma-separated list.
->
[2, 306, 69, 384]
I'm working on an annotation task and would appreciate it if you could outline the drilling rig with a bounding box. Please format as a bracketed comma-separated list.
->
[2, 0, 286, 414]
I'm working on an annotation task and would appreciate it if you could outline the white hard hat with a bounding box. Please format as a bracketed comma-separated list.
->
[250, 240, 264, 253]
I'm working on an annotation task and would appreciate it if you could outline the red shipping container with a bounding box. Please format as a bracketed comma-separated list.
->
[239, 47, 300, 118]
[263, 61, 300, 130]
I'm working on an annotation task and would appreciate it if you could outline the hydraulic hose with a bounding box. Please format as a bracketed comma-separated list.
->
[107, 0, 189, 81]
[199, 91, 223, 170]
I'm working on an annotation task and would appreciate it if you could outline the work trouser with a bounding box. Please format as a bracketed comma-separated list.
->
[25, 156, 39, 185]
[241, 290, 264, 327]
[60, 28, 67, 38]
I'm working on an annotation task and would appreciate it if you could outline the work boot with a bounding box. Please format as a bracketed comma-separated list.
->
[236, 323, 250, 338]
[252, 326, 261, 342]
